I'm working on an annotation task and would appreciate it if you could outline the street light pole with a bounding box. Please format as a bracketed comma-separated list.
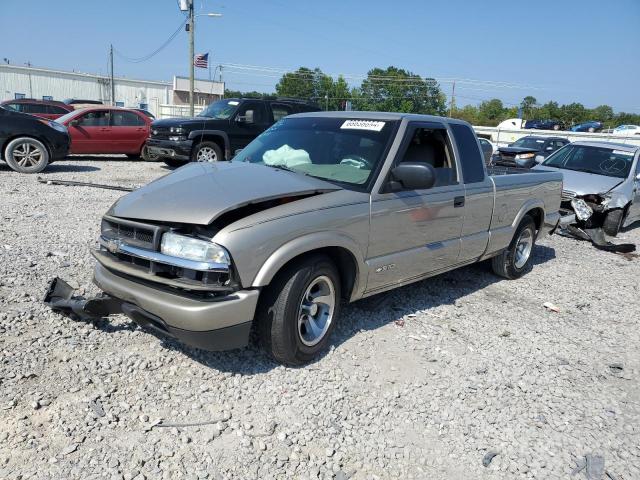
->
[188, 0, 195, 117]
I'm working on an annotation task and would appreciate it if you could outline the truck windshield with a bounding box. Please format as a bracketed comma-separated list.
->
[233, 117, 398, 187]
[198, 100, 239, 119]
[542, 144, 634, 179]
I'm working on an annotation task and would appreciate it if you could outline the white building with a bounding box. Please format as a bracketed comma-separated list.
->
[0, 64, 224, 116]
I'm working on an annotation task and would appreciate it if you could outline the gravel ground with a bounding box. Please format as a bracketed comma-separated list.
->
[1, 157, 639, 480]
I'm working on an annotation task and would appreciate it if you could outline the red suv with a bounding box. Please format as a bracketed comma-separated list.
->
[55, 107, 156, 160]
[0, 99, 73, 120]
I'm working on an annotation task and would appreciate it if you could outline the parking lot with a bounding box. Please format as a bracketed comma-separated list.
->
[1, 157, 639, 479]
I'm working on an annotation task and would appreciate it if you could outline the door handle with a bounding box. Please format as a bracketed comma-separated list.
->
[454, 196, 465, 208]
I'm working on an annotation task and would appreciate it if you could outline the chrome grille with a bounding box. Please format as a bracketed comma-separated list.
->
[561, 190, 576, 201]
[101, 217, 160, 250]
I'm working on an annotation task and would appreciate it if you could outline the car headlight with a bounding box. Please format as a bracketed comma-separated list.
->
[39, 119, 67, 132]
[160, 232, 230, 265]
[169, 126, 186, 134]
[168, 135, 186, 141]
[515, 153, 535, 159]
[571, 198, 593, 221]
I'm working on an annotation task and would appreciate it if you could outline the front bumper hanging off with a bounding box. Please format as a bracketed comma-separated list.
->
[43, 276, 256, 352]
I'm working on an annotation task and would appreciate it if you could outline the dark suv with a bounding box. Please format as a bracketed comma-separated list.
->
[146, 98, 321, 167]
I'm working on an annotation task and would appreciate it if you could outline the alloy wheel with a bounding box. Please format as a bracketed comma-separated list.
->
[297, 275, 336, 347]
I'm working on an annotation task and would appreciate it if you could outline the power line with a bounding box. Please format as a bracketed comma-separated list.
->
[114, 18, 187, 64]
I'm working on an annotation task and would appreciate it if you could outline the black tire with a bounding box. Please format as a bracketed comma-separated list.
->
[163, 158, 188, 168]
[257, 255, 341, 365]
[491, 215, 537, 279]
[191, 141, 223, 162]
[603, 209, 624, 237]
[4, 137, 50, 173]
[140, 145, 159, 162]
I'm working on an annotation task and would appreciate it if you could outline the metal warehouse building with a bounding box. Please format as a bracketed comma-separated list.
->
[0, 64, 224, 117]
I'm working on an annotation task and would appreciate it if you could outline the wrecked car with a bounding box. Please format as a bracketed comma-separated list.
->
[533, 141, 640, 237]
[47, 112, 563, 365]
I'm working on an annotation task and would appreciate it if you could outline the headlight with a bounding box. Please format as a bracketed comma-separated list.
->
[39, 119, 67, 132]
[169, 126, 185, 134]
[571, 198, 593, 221]
[168, 135, 186, 141]
[160, 232, 230, 265]
[515, 153, 535, 159]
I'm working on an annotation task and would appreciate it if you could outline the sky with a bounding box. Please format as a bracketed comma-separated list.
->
[1, 0, 639, 112]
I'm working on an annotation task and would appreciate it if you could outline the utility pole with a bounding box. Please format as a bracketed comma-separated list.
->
[188, 0, 195, 116]
[449, 80, 456, 117]
[110, 44, 115, 106]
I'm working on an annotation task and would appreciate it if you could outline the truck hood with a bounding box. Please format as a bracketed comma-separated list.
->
[532, 165, 623, 195]
[108, 162, 341, 225]
[151, 117, 228, 128]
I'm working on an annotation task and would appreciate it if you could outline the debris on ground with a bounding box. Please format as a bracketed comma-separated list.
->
[482, 451, 499, 467]
[543, 302, 561, 313]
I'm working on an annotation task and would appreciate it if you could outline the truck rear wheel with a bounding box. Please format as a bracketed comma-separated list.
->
[491, 215, 536, 279]
[257, 255, 341, 365]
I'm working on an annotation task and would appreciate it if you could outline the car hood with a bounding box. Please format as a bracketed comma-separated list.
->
[498, 146, 540, 154]
[532, 165, 623, 195]
[108, 162, 341, 225]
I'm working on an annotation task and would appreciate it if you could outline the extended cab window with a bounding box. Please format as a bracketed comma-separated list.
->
[399, 127, 458, 187]
[450, 123, 486, 183]
[271, 103, 293, 122]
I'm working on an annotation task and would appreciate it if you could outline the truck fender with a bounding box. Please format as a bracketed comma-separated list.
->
[252, 232, 367, 301]
[512, 199, 545, 230]
[188, 130, 231, 159]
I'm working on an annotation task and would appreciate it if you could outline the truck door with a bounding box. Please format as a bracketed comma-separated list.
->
[367, 122, 465, 292]
[449, 123, 494, 262]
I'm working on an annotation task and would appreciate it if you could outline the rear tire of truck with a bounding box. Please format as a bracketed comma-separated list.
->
[163, 158, 188, 168]
[140, 145, 159, 162]
[191, 141, 223, 163]
[603, 209, 624, 237]
[491, 215, 536, 279]
[4, 137, 50, 174]
[257, 255, 341, 366]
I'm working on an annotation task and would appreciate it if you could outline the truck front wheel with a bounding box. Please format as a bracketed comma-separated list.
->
[257, 255, 341, 365]
[191, 141, 223, 162]
[491, 215, 536, 279]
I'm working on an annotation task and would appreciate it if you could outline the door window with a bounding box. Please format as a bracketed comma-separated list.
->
[399, 127, 458, 188]
[47, 105, 69, 115]
[450, 123, 485, 183]
[21, 103, 47, 114]
[3, 103, 21, 112]
[236, 102, 266, 124]
[271, 103, 293, 122]
[77, 111, 110, 127]
[111, 110, 145, 126]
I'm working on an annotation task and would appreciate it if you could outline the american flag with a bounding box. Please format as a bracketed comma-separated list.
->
[194, 53, 208, 68]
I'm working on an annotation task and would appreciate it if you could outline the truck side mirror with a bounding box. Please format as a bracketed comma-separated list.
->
[389, 163, 436, 191]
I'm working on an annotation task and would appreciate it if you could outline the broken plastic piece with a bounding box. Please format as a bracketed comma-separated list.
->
[37, 177, 135, 192]
[43, 277, 122, 320]
[543, 302, 560, 313]
[563, 226, 636, 254]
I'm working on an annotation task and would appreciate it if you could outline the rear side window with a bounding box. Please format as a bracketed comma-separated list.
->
[48, 105, 69, 114]
[271, 103, 293, 122]
[22, 103, 47, 114]
[450, 123, 485, 184]
[111, 110, 145, 126]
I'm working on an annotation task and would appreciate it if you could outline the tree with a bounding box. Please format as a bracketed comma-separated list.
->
[451, 105, 479, 125]
[538, 101, 561, 120]
[352, 66, 446, 115]
[224, 89, 274, 99]
[591, 105, 614, 126]
[560, 102, 587, 126]
[477, 99, 506, 126]
[520, 96, 537, 118]
[275, 67, 319, 100]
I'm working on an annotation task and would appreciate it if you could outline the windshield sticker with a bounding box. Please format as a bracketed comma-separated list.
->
[341, 120, 385, 132]
[228, 101, 239, 106]
[612, 150, 633, 156]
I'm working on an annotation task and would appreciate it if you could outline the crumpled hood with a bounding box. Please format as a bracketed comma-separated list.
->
[532, 165, 623, 195]
[108, 162, 340, 225]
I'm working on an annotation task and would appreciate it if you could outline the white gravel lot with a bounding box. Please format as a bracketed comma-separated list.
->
[1, 157, 639, 480]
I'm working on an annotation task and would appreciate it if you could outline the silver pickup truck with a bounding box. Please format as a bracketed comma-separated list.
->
[49, 112, 563, 365]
